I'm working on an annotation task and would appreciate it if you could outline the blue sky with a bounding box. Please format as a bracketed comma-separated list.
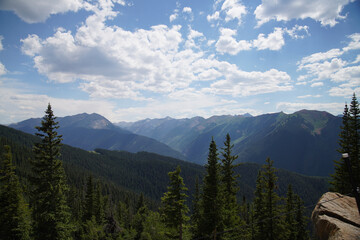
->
[0, 0, 359, 124]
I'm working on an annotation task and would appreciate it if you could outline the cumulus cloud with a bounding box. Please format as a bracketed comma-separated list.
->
[215, 28, 252, 55]
[252, 27, 284, 51]
[255, 0, 353, 27]
[215, 27, 286, 54]
[285, 25, 310, 39]
[0, 0, 83, 23]
[182, 7, 192, 13]
[169, 13, 178, 22]
[19, 0, 295, 102]
[207, 11, 220, 22]
[0, 36, 6, 76]
[310, 82, 324, 87]
[221, 0, 247, 25]
[297, 33, 360, 97]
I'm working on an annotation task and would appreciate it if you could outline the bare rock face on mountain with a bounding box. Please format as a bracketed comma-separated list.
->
[312, 192, 360, 240]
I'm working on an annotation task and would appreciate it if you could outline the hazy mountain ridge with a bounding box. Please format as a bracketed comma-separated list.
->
[0, 124, 329, 208]
[118, 110, 341, 176]
[9, 113, 187, 160]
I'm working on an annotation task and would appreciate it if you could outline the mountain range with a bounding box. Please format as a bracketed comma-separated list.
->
[9, 113, 186, 160]
[0, 124, 329, 209]
[9, 109, 342, 177]
[117, 110, 342, 176]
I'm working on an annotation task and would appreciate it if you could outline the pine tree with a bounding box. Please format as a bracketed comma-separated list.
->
[294, 195, 309, 240]
[253, 170, 266, 240]
[190, 176, 201, 239]
[84, 175, 95, 221]
[30, 103, 72, 240]
[348, 93, 360, 186]
[262, 158, 284, 240]
[199, 138, 223, 239]
[284, 185, 296, 240]
[94, 182, 104, 225]
[220, 133, 242, 239]
[133, 193, 148, 240]
[0, 145, 31, 240]
[331, 93, 360, 193]
[160, 165, 189, 240]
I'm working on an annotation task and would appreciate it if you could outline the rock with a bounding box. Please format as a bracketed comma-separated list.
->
[312, 192, 360, 240]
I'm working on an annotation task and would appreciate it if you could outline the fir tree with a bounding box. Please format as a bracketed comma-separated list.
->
[284, 185, 296, 240]
[0, 145, 31, 240]
[30, 103, 72, 240]
[331, 93, 360, 193]
[220, 133, 242, 239]
[94, 182, 104, 225]
[294, 195, 309, 240]
[160, 165, 189, 240]
[190, 176, 201, 239]
[253, 170, 266, 240]
[200, 138, 223, 239]
[133, 193, 148, 240]
[262, 158, 284, 240]
[84, 175, 95, 221]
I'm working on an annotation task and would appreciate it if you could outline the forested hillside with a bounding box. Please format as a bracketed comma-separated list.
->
[118, 110, 341, 176]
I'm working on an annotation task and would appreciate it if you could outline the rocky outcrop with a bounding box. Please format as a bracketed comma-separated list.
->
[312, 192, 360, 240]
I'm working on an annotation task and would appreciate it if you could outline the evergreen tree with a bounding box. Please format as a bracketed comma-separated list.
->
[190, 176, 201, 239]
[262, 158, 284, 240]
[83, 175, 95, 221]
[253, 170, 266, 240]
[94, 182, 104, 225]
[220, 133, 242, 239]
[160, 165, 189, 240]
[30, 103, 72, 239]
[294, 195, 309, 240]
[348, 93, 360, 186]
[133, 193, 148, 240]
[331, 93, 360, 193]
[0, 145, 31, 240]
[199, 138, 223, 239]
[284, 185, 296, 240]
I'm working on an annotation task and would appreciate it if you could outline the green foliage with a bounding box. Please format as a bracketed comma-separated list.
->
[0, 145, 31, 240]
[199, 138, 223, 239]
[160, 165, 189, 240]
[30, 103, 72, 240]
[331, 93, 360, 193]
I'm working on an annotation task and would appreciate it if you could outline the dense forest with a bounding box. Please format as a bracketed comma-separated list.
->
[1, 93, 359, 240]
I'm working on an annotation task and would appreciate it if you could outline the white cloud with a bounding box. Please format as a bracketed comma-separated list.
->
[169, 13, 178, 22]
[19, 0, 296, 103]
[285, 25, 310, 39]
[207, 67, 292, 97]
[252, 27, 284, 51]
[0, 0, 83, 23]
[297, 34, 360, 95]
[255, 0, 353, 27]
[207, 11, 220, 22]
[297, 95, 321, 99]
[182, 7, 192, 13]
[276, 102, 344, 115]
[310, 82, 324, 87]
[0, 62, 6, 76]
[221, 0, 247, 25]
[215, 27, 286, 54]
[343, 33, 360, 52]
[215, 28, 252, 55]
[0, 35, 3, 51]
[0, 36, 6, 75]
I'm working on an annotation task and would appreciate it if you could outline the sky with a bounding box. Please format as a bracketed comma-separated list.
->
[0, 0, 359, 124]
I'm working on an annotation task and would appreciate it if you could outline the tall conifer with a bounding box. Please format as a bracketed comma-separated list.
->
[30, 103, 72, 239]
[0, 145, 31, 240]
[200, 138, 223, 239]
[160, 165, 189, 240]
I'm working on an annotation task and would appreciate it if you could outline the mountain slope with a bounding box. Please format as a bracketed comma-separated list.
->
[9, 113, 186, 160]
[119, 110, 341, 176]
[0, 124, 329, 208]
